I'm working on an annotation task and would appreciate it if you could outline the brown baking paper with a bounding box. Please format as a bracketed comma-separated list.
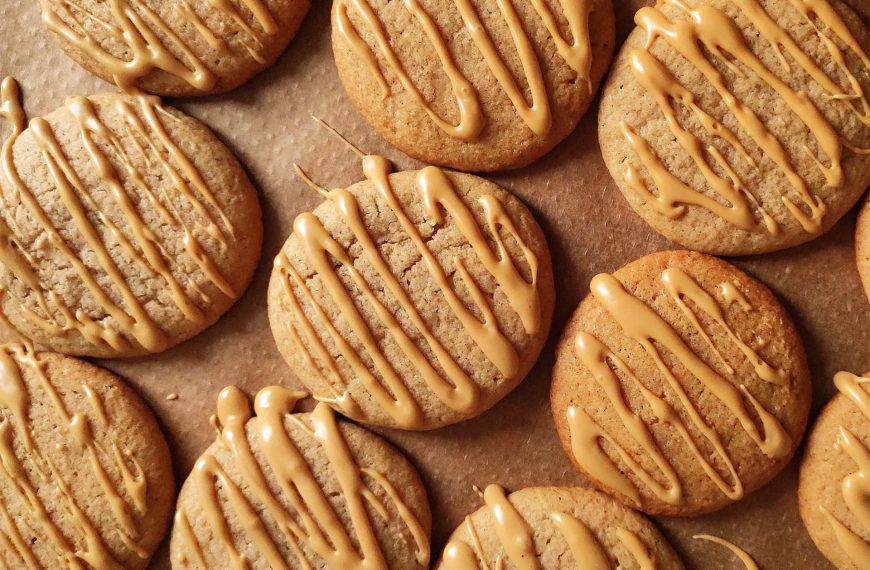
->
[1, 1, 869, 568]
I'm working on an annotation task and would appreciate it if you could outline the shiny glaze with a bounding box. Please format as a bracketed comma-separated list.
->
[694, 535, 759, 570]
[334, 0, 596, 140]
[174, 385, 430, 569]
[567, 267, 791, 507]
[274, 153, 540, 428]
[0, 343, 147, 569]
[622, 0, 869, 234]
[0, 77, 235, 353]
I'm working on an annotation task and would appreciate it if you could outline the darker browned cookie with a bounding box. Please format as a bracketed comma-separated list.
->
[39, 0, 310, 96]
[598, 0, 870, 255]
[857, 195, 870, 303]
[551, 250, 811, 516]
[0, 344, 174, 569]
[332, 0, 615, 172]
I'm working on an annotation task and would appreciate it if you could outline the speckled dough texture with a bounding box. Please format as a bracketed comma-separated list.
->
[170, 405, 432, 569]
[332, 0, 616, 172]
[598, 0, 870, 255]
[857, 196, 870, 303]
[0, 351, 174, 569]
[551, 250, 812, 516]
[433, 486, 685, 569]
[267, 168, 555, 430]
[38, 0, 311, 97]
[799, 374, 870, 570]
[0, 92, 263, 358]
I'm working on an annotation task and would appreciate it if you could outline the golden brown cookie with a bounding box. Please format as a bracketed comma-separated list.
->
[857, 195, 870, 303]
[434, 485, 685, 570]
[598, 0, 870, 255]
[38, 0, 311, 97]
[0, 343, 174, 569]
[331, 0, 615, 172]
[799, 371, 870, 570]
[267, 152, 554, 430]
[0, 79, 262, 358]
[170, 385, 432, 569]
[551, 250, 811, 516]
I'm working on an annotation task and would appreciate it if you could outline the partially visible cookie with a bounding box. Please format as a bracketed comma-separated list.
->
[857, 195, 870, 303]
[598, 0, 870, 255]
[332, 0, 615, 172]
[799, 371, 870, 570]
[170, 385, 432, 569]
[0, 79, 262, 357]
[551, 250, 811, 516]
[0, 343, 174, 569]
[434, 485, 684, 569]
[267, 153, 554, 430]
[39, 0, 311, 96]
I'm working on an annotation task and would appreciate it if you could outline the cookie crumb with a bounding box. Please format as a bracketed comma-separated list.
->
[166, 393, 179, 401]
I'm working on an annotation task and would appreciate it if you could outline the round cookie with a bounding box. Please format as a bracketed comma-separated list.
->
[170, 385, 432, 569]
[551, 250, 811, 516]
[857, 195, 870, 303]
[434, 485, 684, 569]
[0, 79, 262, 357]
[331, 0, 615, 172]
[598, 0, 870, 255]
[0, 343, 174, 569]
[267, 153, 555, 430]
[39, 0, 311, 97]
[799, 371, 870, 570]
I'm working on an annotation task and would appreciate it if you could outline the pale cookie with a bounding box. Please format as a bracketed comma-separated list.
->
[170, 385, 432, 569]
[434, 485, 685, 570]
[0, 343, 174, 569]
[267, 153, 554, 430]
[857, 195, 870, 303]
[799, 371, 870, 570]
[332, 0, 615, 172]
[0, 79, 262, 358]
[551, 250, 811, 516]
[39, 0, 311, 97]
[598, 0, 870, 255]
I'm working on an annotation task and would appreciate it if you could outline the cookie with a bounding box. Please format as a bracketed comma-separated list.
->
[170, 385, 432, 569]
[0, 78, 262, 358]
[267, 152, 554, 430]
[799, 371, 870, 570]
[39, 0, 310, 97]
[434, 485, 684, 569]
[331, 0, 615, 172]
[0, 343, 174, 569]
[857, 195, 870, 303]
[598, 0, 870, 255]
[551, 250, 811, 516]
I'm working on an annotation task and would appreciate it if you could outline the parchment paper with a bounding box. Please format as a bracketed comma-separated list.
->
[1, 1, 869, 568]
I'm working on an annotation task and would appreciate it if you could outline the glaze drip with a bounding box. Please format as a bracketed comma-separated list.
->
[622, 0, 869, 234]
[820, 372, 870, 566]
[0, 77, 235, 353]
[0, 343, 148, 569]
[334, 0, 596, 140]
[40, 0, 278, 92]
[567, 268, 791, 507]
[694, 535, 759, 570]
[274, 154, 540, 429]
[439, 484, 658, 569]
[175, 385, 430, 569]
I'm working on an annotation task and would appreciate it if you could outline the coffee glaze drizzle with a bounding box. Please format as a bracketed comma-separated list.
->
[439, 485, 657, 569]
[334, 0, 596, 140]
[0, 343, 147, 569]
[174, 386, 430, 569]
[622, 0, 870, 234]
[820, 372, 870, 566]
[274, 154, 539, 429]
[0, 77, 235, 353]
[40, 0, 278, 91]
[568, 269, 791, 507]
[694, 535, 759, 570]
